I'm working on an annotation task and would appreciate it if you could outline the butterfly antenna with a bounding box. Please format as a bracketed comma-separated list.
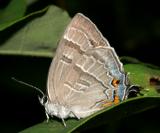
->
[12, 77, 45, 97]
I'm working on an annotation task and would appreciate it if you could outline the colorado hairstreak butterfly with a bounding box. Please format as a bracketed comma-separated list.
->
[39, 13, 128, 126]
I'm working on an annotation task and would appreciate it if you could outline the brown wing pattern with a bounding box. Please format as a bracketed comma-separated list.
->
[47, 13, 124, 110]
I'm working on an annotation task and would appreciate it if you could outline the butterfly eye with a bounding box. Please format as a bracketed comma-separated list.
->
[112, 79, 120, 88]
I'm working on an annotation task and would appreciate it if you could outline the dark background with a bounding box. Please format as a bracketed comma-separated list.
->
[0, 0, 160, 132]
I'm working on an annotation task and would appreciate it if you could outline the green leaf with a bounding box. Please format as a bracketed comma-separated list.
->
[20, 96, 160, 133]
[0, 6, 71, 57]
[124, 63, 160, 96]
[0, 0, 27, 31]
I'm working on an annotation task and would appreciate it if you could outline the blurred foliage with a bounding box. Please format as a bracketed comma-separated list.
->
[0, 0, 160, 133]
[0, 0, 159, 64]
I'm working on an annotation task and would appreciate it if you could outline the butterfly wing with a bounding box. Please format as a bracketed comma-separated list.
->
[47, 13, 127, 115]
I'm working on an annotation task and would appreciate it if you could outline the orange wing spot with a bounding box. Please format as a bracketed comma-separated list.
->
[112, 79, 120, 88]
[100, 96, 120, 108]
[114, 95, 120, 104]
[101, 102, 113, 107]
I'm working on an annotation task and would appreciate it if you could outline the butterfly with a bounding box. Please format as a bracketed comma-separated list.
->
[39, 13, 128, 126]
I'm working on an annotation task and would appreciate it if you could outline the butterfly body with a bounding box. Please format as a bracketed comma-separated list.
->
[44, 101, 103, 119]
[40, 13, 128, 124]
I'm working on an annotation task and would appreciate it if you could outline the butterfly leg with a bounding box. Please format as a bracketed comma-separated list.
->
[61, 118, 66, 127]
[45, 112, 49, 123]
[70, 111, 81, 119]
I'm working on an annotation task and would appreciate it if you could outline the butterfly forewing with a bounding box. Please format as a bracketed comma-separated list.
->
[46, 13, 127, 118]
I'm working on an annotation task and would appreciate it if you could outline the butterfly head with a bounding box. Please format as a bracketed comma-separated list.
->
[125, 85, 143, 99]
[38, 95, 48, 105]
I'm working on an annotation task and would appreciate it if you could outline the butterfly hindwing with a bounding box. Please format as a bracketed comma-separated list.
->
[46, 13, 127, 118]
